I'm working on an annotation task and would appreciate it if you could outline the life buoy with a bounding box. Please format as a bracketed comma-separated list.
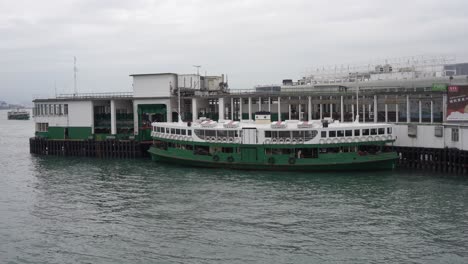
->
[268, 157, 275, 164]
[279, 139, 285, 144]
[264, 139, 271, 144]
[298, 138, 304, 144]
[272, 138, 277, 144]
[228, 137, 234, 143]
[213, 155, 220, 162]
[288, 157, 296, 164]
[292, 139, 297, 145]
[319, 139, 325, 144]
[285, 138, 291, 144]
[227, 156, 234, 162]
[212, 137, 217, 142]
[222, 137, 227, 142]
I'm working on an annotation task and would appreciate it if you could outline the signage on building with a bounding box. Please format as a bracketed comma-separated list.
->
[432, 83, 448, 91]
[447, 85, 468, 121]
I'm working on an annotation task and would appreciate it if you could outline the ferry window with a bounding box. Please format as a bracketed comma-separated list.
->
[271, 131, 278, 138]
[378, 128, 385, 135]
[292, 131, 304, 139]
[176, 129, 181, 135]
[171, 128, 176, 134]
[371, 129, 377, 135]
[387, 127, 392, 134]
[206, 130, 216, 137]
[282, 149, 292, 154]
[194, 146, 210, 155]
[305, 131, 318, 141]
[222, 147, 233, 153]
[58, 104, 62, 115]
[279, 131, 290, 138]
[194, 129, 203, 138]
[265, 131, 272, 138]
[188, 130, 192, 136]
[182, 129, 186, 135]
[321, 131, 327, 138]
[337, 130, 344, 137]
[228, 131, 236, 138]
[345, 130, 352, 137]
[362, 129, 369, 136]
[217, 130, 227, 138]
[355, 129, 360, 136]
[329, 131, 336, 137]
[452, 128, 459, 142]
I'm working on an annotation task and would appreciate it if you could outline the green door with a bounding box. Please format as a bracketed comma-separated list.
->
[241, 147, 257, 162]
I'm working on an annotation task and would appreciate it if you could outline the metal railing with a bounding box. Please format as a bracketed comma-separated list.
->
[55, 92, 133, 99]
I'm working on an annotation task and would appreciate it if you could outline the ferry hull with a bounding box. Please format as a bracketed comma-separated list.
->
[148, 147, 397, 171]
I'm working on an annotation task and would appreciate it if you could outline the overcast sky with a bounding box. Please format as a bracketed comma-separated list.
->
[1, 0, 468, 104]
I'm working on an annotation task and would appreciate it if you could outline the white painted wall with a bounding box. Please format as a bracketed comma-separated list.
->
[34, 101, 93, 128]
[394, 124, 468, 151]
[133, 74, 177, 98]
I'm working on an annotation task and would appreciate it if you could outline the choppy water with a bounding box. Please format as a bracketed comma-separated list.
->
[1, 109, 468, 264]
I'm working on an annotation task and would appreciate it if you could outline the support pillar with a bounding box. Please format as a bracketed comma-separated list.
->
[268, 97, 271, 112]
[406, 95, 410, 123]
[330, 100, 333, 119]
[363, 104, 366, 123]
[231, 97, 234, 120]
[308, 96, 312, 121]
[239, 98, 243, 121]
[319, 96, 323, 120]
[396, 104, 399, 123]
[385, 104, 388, 123]
[430, 100, 434, 124]
[192, 98, 197, 122]
[374, 95, 377, 123]
[219, 98, 225, 121]
[351, 104, 355, 122]
[443, 94, 447, 123]
[298, 101, 302, 121]
[340, 95, 344, 122]
[288, 104, 292, 120]
[110, 100, 117, 135]
[259, 97, 261, 111]
[278, 97, 281, 121]
[248, 97, 252, 120]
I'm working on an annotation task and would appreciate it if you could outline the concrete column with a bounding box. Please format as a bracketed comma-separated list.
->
[248, 97, 252, 120]
[430, 100, 434, 124]
[298, 101, 302, 121]
[368, 104, 371, 121]
[442, 94, 447, 123]
[330, 100, 333, 119]
[340, 95, 344, 122]
[363, 104, 366, 123]
[192, 98, 197, 122]
[418, 100, 422, 123]
[278, 97, 281, 121]
[231, 97, 234, 120]
[385, 104, 388, 123]
[351, 104, 355, 122]
[308, 96, 312, 121]
[319, 96, 323, 119]
[111, 100, 117, 135]
[218, 98, 225, 121]
[239, 98, 243, 121]
[406, 95, 410, 123]
[167, 101, 172, 122]
[259, 97, 261, 111]
[288, 104, 292, 120]
[374, 95, 377, 123]
[268, 97, 271, 112]
[396, 104, 399, 123]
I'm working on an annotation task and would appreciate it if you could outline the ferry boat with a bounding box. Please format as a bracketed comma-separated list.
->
[148, 112, 398, 171]
[7, 109, 30, 120]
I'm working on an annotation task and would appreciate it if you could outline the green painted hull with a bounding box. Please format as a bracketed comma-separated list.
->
[148, 146, 397, 172]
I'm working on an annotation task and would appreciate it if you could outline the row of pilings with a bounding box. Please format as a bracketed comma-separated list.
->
[394, 146, 468, 175]
[29, 138, 152, 159]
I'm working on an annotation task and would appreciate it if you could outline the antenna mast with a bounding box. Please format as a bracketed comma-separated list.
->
[73, 56, 78, 95]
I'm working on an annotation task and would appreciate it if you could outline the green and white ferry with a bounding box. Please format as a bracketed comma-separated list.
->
[148, 112, 398, 171]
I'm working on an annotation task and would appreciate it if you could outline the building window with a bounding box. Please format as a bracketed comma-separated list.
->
[387, 127, 392, 134]
[354, 129, 360, 136]
[64, 104, 68, 115]
[378, 128, 385, 135]
[345, 130, 352, 137]
[371, 129, 377, 135]
[329, 131, 336, 137]
[452, 128, 459, 142]
[321, 131, 327, 138]
[337, 130, 344, 137]
[362, 129, 370, 136]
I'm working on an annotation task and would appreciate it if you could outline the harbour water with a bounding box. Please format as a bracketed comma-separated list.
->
[1, 109, 468, 264]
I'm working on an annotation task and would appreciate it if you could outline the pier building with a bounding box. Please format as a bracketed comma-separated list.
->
[30, 57, 468, 173]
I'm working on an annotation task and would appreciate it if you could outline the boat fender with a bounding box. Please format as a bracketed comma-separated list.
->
[213, 155, 220, 162]
[227, 156, 234, 162]
[288, 157, 296, 165]
[268, 157, 275, 164]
